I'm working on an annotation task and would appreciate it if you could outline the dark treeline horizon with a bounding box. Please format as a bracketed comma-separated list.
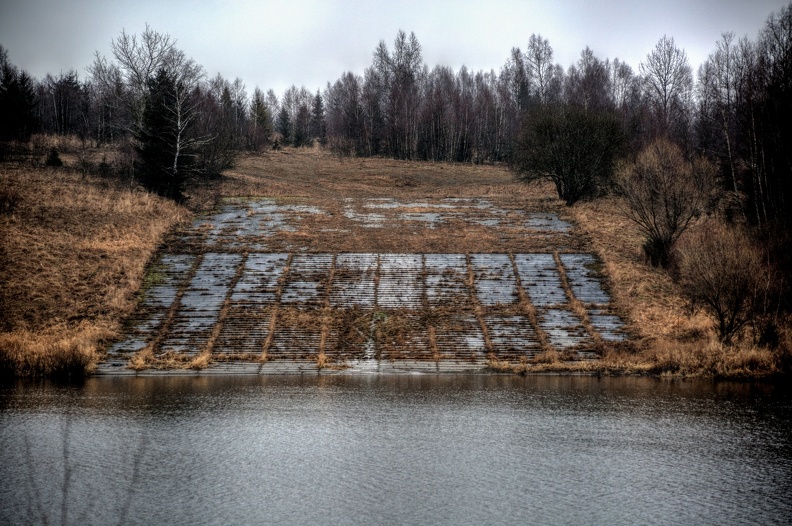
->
[1, 2, 791, 226]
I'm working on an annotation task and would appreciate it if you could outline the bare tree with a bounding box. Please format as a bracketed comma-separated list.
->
[88, 25, 177, 135]
[677, 223, 769, 344]
[564, 47, 612, 111]
[368, 30, 425, 159]
[640, 35, 693, 141]
[325, 72, 365, 155]
[506, 46, 531, 110]
[615, 138, 718, 267]
[136, 63, 203, 200]
[698, 32, 745, 193]
[526, 34, 556, 104]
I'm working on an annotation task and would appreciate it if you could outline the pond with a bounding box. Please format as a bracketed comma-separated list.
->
[1, 375, 790, 525]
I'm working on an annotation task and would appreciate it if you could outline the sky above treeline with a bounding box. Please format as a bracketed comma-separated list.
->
[1, 0, 789, 97]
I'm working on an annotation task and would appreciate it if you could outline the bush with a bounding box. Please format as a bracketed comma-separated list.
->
[676, 223, 770, 344]
[0, 173, 20, 215]
[0, 331, 98, 378]
[513, 104, 623, 205]
[615, 138, 717, 267]
[45, 147, 63, 167]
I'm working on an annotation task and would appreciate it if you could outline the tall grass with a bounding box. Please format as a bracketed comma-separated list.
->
[0, 143, 189, 377]
[570, 197, 787, 378]
[0, 325, 109, 378]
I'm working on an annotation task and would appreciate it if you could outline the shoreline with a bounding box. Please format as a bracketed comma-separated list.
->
[90, 357, 778, 380]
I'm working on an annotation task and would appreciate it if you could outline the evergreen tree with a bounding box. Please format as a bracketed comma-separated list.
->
[136, 68, 191, 201]
[0, 46, 38, 142]
[293, 104, 311, 147]
[310, 90, 327, 144]
[248, 87, 272, 150]
[276, 106, 292, 145]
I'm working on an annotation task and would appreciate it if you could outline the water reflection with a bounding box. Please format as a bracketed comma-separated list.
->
[1, 375, 791, 525]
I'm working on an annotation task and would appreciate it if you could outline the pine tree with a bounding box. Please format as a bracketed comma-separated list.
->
[136, 68, 191, 201]
[248, 88, 271, 150]
[293, 104, 311, 147]
[0, 46, 38, 142]
[310, 90, 327, 144]
[276, 106, 292, 145]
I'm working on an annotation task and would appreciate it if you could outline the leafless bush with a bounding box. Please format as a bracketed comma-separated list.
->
[615, 138, 717, 267]
[0, 172, 21, 215]
[676, 222, 771, 344]
[45, 147, 63, 167]
[327, 136, 355, 159]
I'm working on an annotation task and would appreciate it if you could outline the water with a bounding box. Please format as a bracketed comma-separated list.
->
[1, 375, 790, 525]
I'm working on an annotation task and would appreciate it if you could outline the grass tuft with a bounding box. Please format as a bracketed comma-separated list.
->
[0, 324, 106, 378]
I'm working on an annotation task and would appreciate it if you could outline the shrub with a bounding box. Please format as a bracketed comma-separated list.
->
[513, 104, 624, 206]
[615, 138, 717, 267]
[45, 147, 63, 167]
[0, 174, 20, 215]
[676, 223, 769, 344]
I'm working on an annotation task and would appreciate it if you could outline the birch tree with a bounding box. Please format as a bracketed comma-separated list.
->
[640, 35, 693, 141]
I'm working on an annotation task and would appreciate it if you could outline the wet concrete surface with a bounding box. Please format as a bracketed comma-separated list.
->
[101, 198, 628, 374]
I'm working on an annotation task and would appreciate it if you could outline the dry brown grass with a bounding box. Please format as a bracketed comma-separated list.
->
[127, 347, 215, 371]
[0, 156, 189, 376]
[486, 352, 600, 375]
[570, 197, 709, 344]
[201, 148, 581, 255]
[594, 338, 779, 378]
[0, 323, 108, 377]
[569, 196, 785, 378]
[220, 148, 527, 200]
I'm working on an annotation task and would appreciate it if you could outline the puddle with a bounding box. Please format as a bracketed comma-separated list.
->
[525, 213, 572, 233]
[399, 212, 443, 227]
[188, 198, 579, 250]
[343, 201, 387, 228]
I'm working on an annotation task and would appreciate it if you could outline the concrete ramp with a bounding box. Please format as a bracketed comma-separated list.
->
[101, 198, 627, 373]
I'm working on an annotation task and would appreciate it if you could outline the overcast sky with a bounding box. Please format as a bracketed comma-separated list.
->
[1, 0, 789, 98]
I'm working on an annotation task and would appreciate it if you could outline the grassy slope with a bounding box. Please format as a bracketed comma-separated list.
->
[570, 199, 783, 378]
[0, 156, 189, 376]
[0, 145, 784, 377]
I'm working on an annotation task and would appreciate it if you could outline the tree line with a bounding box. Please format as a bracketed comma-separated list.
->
[1, 27, 279, 200]
[0, 5, 790, 225]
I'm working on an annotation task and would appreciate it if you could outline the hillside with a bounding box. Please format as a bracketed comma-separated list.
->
[0, 146, 784, 377]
